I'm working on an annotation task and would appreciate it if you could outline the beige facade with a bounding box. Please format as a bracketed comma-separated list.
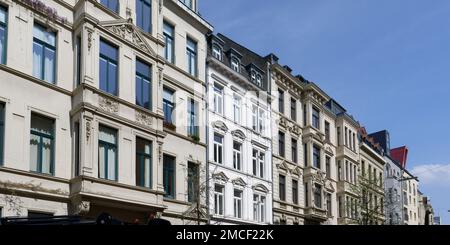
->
[402, 170, 419, 225]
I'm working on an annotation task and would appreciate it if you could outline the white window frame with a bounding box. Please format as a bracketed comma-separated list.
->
[233, 94, 241, 123]
[213, 133, 224, 164]
[233, 189, 243, 218]
[253, 193, 266, 223]
[233, 141, 242, 171]
[214, 184, 225, 216]
[212, 44, 222, 60]
[252, 148, 265, 179]
[231, 57, 240, 72]
[213, 83, 223, 115]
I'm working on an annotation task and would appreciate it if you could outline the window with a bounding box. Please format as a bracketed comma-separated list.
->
[326, 156, 331, 178]
[136, 137, 152, 188]
[314, 184, 322, 208]
[326, 193, 332, 216]
[30, 113, 54, 175]
[344, 127, 348, 146]
[312, 107, 320, 129]
[252, 105, 265, 134]
[99, 39, 118, 95]
[214, 185, 224, 215]
[303, 104, 307, 126]
[213, 83, 223, 115]
[304, 143, 308, 166]
[233, 189, 243, 218]
[136, 59, 152, 110]
[75, 36, 82, 85]
[337, 127, 341, 146]
[100, 0, 118, 13]
[325, 121, 330, 141]
[253, 194, 266, 222]
[186, 37, 197, 76]
[33, 23, 56, 84]
[212, 44, 221, 60]
[278, 131, 285, 157]
[338, 160, 342, 181]
[313, 145, 320, 169]
[179, 0, 193, 9]
[163, 21, 174, 63]
[187, 162, 199, 203]
[255, 74, 262, 87]
[233, 95, 241, 123]
[279, 175, 286, 201]
[0, 103, 4, 165]
[74, 122, 80, 176]
[163, 154, 175, 199]
[136, 0, 151, 33]
[290, 98, 297, 121]
[0, 6, 7, 65]
[187, 98, 198, 137]
[213, 133, 223, 164]
[338, 196, 343, 217]
[250, 70, 256, 82]
[233, 141, 242, 171]
[231, 57, 240, 72]
[304, 182, 309, 206]
[291, 138, 298, 163]
[163, 88, 175, 124]
[98, 125, 118, 181]
[353, 133, 356, 150]
[278, 89, 284, 113]
[252, 149, 265, 178]
[292, 179, 298, 204]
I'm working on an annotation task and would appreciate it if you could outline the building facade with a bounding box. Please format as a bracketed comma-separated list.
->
[206, 33, 273, 225]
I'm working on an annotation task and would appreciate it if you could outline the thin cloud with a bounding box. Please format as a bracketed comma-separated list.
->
[411, 164, 450, 186]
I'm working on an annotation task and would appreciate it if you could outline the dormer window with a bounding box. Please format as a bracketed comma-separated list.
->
[231, 57, 240, 72]
[251, 70, 256, 82]
[256, 74, 262, 87]
[212, 44, 222, 60]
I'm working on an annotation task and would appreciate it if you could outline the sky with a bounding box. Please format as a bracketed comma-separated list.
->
[199, 0, 450, 224]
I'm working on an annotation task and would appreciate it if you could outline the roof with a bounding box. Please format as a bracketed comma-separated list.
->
[390, 146, 409, 169]
[208, 33, 269, 91]
[368, 130, 391, 156]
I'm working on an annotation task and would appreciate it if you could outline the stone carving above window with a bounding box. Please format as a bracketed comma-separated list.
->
[231, 130, 246, 141]
[102, 19, 156, 56]
[212, 121, 229, 133]
[136, 111, 152, 127]
[99, 96, 119, 114]
[213, 172, 229, 184]
[253, 183, 269, 193]
[232, 178, 247, 188]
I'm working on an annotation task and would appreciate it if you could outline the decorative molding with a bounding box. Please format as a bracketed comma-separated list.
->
[276, 161, 290, 172]
[292, 167, 302, 177]
[99, 96, 119, 114]
[72, 200, 91, 215]
[102, 19, 156, 56]
[253, 183, 269, 193]
[231, 178, 247, 188]
[17, 0, 69, 25]
[212, 121, 229, 133]
[231, 130, 246, 141]
[86, 27, 94, 52]
[85, 120, 92, 141]
[213, 172, 229, 184]
[136, 111, 153, 127]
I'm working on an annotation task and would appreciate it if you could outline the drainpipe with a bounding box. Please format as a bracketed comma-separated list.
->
[205, 41, 211, 225]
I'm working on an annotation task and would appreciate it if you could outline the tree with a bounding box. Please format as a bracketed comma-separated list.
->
[349, 173, 386, 225]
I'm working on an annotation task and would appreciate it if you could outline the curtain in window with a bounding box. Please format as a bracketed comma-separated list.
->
[29, 134, 39, 171]
[33, 42, 43, 79]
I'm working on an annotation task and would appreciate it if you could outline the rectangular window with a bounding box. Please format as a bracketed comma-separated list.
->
[344, 127, 348, 146]
[76, 36, 82, 85]
[291, 98, 297, 121]
[231, 57, 240, 72]
[163, 21, 174, 63]
[233, 141, 242, 171]
[187, 162, 199, 203]
[258, 108, 265, 134]
[303, 104, 307, 127]
[279, 175, 286, 201]
[101, 0, 118, 13]
[213, 83, 223, 115]
[304, 182, 309, 207]
[213, 133, 223, 164]
[136, 0, 151, 33]
[338, 160, 342, 181]
[214, 185, 224, 215]
[163, 154, 175, 199]
[98, 125, 118, 181]
[30, 113, 54, 175]
[179, 0, 193, 9]
[278, 131, 285, 157]
[314, 184, 322, 208]
[278, 89, 284, 113]
[233, 95, 241, 123]
[291, 138, 298, 163]
[304, 143, 308, 166]
[313, 145, 320, 169]
[326, 193, 332, 216]
[292, 179, 298, 204]
[163, 88, 175, 125]
[0, 103, 4, 165]
[186, 37, 197, 76]
[253, 194, 266, 222]
[99, 39, 118, 96]
[136, 137, 152, 188]
[0, 6, 7, 65]
[252, 105, 265, 134]
[325, 121, 330, 141]
[312, 107, 320, 129]
[187, 98, 198, 137]
[326, 156, 331, 178]
[74, 122, 80, 176]
[136, 59, 152, 110]
[233, 189, 243, 218]
[33, 23, 56, 84]
[337, 127, 341, 146]
[252, 149, 265, 178]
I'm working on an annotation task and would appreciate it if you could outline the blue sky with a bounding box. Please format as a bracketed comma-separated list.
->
[199, 0, 450, 224]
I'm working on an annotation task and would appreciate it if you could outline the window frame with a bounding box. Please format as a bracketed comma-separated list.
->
[213, 133, 224, 164]
[214, 184, 225, 216]
[187, 98, 199, 137]
[186, 37, 197, 77]
[163, 87, 175, 125]
[279, 175, 286, 201]
[252, 148, 265, 179]
[135, 58, 152, 110]
[163, 21, 175, 63]
[163, 154, 176, 199]
[136, 137, 152, 188]
[213, 83, 223, 115]
[136, 0, 152, 33]
[98, 125, 118, 181]
[233, 189, 243, 218]
[100, 0, 119, 13]
[30, 113, 55, 176]
[0, 102, 4, 165]
[312, 107, 320, 129]
[33, 23, 57, 84]
[232, 141, 242, 171]
[0, 5, 8, 65]
[99, 38, 118, 96]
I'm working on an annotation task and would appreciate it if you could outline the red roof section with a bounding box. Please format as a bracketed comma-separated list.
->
[390, 146, 408, 168]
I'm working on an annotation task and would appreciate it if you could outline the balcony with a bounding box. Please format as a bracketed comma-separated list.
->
[337, 181, 358, 196]
[304, 206, 328, 221]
